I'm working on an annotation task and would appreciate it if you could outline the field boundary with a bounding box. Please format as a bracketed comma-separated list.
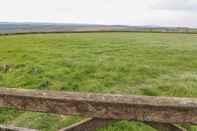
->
[1, 30, 197, 36]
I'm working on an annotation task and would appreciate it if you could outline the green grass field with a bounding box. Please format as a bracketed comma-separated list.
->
[0, 32, 197, 131]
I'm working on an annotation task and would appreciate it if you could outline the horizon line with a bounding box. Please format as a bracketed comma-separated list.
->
[0, 21, 196, 29]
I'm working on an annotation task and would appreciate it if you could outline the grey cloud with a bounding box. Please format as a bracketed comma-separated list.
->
[153, 0, 197, 11]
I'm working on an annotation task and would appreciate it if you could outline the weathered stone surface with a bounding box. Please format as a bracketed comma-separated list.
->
[0, 88, 197, 124]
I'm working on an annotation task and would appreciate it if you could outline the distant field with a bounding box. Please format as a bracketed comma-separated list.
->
[1, 22, 197, 34]
[0, 32, 197, 131]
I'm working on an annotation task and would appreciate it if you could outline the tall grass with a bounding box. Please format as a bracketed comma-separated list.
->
[0, 32, 197, 130]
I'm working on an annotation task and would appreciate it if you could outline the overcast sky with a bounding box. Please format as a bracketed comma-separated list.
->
[0, 0, 197, 27]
